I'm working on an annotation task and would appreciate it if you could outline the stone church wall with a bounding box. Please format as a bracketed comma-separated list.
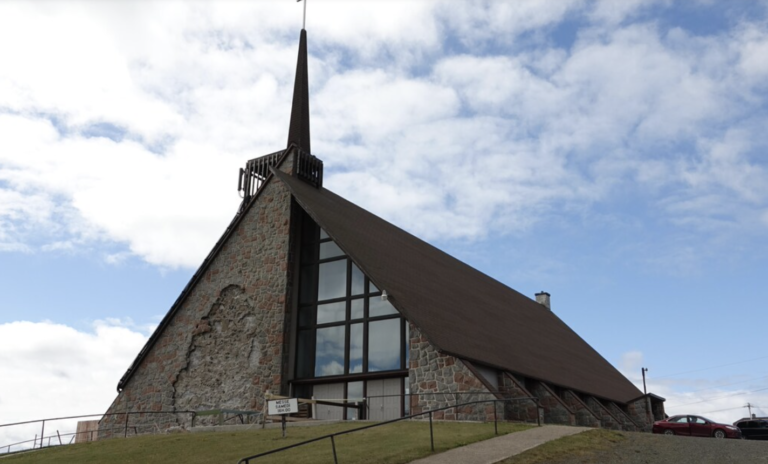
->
[562, 390, 601, 428]
[100, 153, 296, 437]
[408, 324, 496, 421]
[608, 401, 639, 432]
[585, 396, 622, 431]
[526, 381, 575, 426]
[497, 373, 541, 424]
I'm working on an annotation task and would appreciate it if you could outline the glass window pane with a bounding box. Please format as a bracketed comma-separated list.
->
[349, 323, 363, 374]
[350, 298, 364, 320]
[317, 301, 346, 325]
[315, 326, 345, 377]
[317, 260, 347, 301]
[369, 281, 379, 293]
[369, 297, 398, 317]
[299, 265, 317, 303]
[298, 305, 314, 328]
[368, 319, 401, 372]
[346, 381, 364, 420]
[320, 241, 344, 260]
[320, 228, 329, 240]
[296, 329, 314, 378]
[350, 264, 365, 296]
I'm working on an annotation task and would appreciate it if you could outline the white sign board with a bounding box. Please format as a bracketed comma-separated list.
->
[268, 398, 299, 415]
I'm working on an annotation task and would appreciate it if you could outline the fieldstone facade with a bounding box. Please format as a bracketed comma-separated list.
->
[608, 402, 640, 432]
[585, 396, 622, 430]
[408, 325, 496, 421]
[562, 390, 601, 428]
[526, 381, 575, 426]
[100, 152, 297, 437]
[626, 397, 652, 431]
[497, 373, 541, 424]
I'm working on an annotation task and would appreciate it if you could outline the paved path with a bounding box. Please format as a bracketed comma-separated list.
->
[409, 425, 591, 464]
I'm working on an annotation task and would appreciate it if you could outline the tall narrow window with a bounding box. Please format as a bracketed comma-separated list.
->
[294, 211, 407, 381]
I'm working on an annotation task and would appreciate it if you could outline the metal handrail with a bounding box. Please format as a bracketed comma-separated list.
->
[238, 397, 539, 464]
[0, 410, 197, 454]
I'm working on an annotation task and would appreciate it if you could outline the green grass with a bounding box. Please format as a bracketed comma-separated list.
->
[3, 421, 531, 464]
[498, 429, 627, 464]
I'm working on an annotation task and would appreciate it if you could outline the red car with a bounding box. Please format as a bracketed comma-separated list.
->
[653, 415, 741, 439]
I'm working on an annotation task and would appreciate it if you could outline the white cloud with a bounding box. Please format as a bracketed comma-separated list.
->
[438, 0, 583, 46]
[0, 1, 766, 273]
[589, 0, 668, 26]
[619, 350, 768, 424]
[0, 320, 148, 451]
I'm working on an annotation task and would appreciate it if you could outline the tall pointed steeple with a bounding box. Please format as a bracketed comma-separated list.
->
[287, 29, 311, 154]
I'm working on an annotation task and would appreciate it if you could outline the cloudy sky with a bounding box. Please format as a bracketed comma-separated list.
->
[2, 0, 768, 448]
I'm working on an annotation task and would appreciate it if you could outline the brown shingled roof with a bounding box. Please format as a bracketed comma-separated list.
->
[272, 168, 643, 404]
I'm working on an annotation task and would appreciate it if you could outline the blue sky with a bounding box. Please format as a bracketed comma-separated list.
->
[2, 0, 768, 445]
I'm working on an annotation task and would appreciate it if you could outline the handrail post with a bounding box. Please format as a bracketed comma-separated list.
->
[124, 412, 130, 438]
[536, 399, 542, 427]
[494, 400, 498, 435]
[330, 435, 338, 464]
[429, 411, 434, 452]
[40, 420, 45, 449]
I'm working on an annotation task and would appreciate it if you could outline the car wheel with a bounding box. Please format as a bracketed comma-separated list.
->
[664, 429, 674, 436]
[713, 429, 726, 439]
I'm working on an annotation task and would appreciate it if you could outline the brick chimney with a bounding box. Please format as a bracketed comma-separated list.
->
[535, 291, 551, 310]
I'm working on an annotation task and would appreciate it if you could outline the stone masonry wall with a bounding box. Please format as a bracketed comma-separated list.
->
[562, 390, 600, 428]
[100, 152, 296, 437]
[498, 373, 540, 424]
[651, 398, 666, 422]
[608, 402, 639, 432]
[408, 324, 496, 421]
[526, 381, 575, 426]
[585, 397, 621, 431]
[627, 396, 652, 432]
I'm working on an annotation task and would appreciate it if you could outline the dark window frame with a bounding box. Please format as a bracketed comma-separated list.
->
[294, 212, 408, 383]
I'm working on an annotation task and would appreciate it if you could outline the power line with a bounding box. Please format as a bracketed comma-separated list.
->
[675, 374, 768, 395]
[666, 386, 768, 409]
[700, 406, 745, 415]
[653, 355, 768, 380]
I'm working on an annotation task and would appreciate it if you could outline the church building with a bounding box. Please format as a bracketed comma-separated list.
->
[100, 28, 665, 436]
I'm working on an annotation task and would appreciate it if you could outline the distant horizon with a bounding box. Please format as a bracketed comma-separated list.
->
[2, 0, 768, 448]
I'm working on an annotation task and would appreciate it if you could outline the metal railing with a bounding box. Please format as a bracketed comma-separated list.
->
[238, 397, 538, 464]
[0, 410, 201, 455]
[238, 148, 323, 202]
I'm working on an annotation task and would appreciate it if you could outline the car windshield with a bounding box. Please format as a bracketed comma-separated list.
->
[699, 416, 716, 424]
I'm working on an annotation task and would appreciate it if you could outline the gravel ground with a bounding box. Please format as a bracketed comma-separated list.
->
[550, 433, 768, 464]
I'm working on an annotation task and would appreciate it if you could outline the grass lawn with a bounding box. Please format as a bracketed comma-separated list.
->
[2, 421, 531, 464]
[498, 429, 627, 464]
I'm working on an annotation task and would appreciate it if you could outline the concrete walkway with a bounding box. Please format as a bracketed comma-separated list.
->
[409, 425, 591, 464]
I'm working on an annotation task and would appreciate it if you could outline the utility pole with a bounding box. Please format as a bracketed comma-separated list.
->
[641, 367, 649, 395]
[746, 402, 753, 418]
